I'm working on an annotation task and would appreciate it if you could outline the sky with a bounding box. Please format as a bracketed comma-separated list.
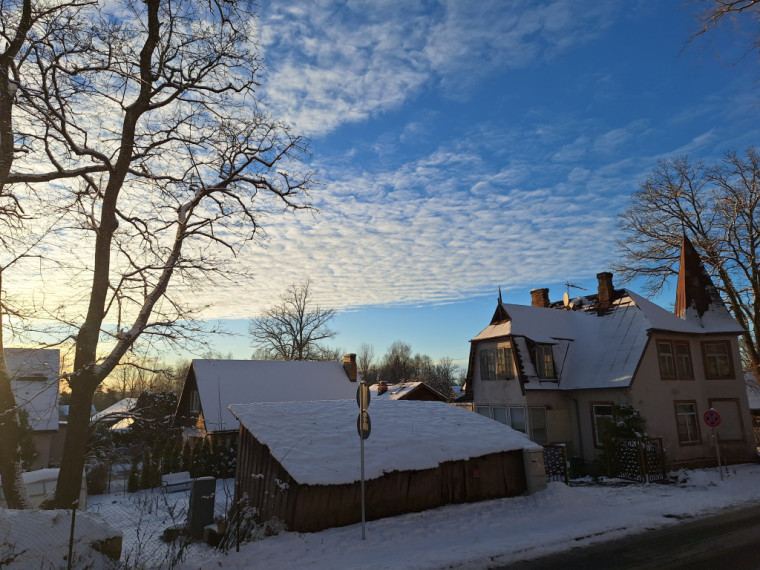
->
[9, 1, 760, 370]
[189, 0, 759, 367]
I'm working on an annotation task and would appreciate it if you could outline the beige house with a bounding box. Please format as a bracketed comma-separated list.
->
[464, 237, 756, 471]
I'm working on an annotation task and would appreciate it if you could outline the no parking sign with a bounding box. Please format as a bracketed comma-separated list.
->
[703, 409, 722, 428]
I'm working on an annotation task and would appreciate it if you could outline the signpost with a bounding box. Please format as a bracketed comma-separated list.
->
[703, 408, 723, 480]
[357, 382, 370, 539]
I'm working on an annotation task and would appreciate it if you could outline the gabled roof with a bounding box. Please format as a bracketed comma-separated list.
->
[7, 348, 60, 432]
[472, 286, 743, 391]
[185, 359, 359, 433]
[230, 400, 540, 485]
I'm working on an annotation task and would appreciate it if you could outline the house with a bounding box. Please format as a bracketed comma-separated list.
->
[465, 237, 756, 471]
[369, 381, 448, 402]
[173, 353, 361, 446]
[230, 400, 543, 533]
[7, 348, 62, 469]
[89, 398, 138, 431]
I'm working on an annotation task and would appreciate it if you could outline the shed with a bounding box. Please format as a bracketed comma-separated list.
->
[230, 400, 541, 533]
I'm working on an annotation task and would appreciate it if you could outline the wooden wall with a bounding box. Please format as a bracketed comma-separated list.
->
[235, 426, 528, 533]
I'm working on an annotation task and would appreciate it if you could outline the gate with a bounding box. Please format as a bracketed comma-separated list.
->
[609, 437, 665, 483]
[543, 444, 569, 484]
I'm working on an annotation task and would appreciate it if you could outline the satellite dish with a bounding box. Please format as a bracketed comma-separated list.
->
[563, 292, 570, 307]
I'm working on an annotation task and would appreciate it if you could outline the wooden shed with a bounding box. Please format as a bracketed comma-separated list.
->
[230, 400, 541, 533]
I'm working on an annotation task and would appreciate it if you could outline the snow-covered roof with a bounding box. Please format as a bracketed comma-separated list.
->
[7, 348, 60, 432]
[230, 400, 540, 486]
[190, 359, 359, 433]
[90, 397, 138, 424]
[472, 288, 744, 391]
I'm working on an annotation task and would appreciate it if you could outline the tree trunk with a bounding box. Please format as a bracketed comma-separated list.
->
[0, 272, 32, 509]
[44, 374, 97, 508]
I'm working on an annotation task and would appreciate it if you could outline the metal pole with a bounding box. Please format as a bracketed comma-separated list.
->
[712, 427, 724, 481]
[67, 500, 78, 570]
[360, 435, 366, 540]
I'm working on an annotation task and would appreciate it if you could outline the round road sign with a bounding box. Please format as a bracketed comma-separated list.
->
[357, 410, 371, 440]
[703, 409, 721, 428]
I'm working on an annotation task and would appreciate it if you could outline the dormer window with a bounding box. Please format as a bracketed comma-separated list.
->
[479, 343, 517, 380]
[535, 344, 555, 379]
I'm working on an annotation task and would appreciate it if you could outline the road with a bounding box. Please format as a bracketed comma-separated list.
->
[504, 502, 760, 569]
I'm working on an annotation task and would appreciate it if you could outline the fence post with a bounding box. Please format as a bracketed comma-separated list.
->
[67, 499, 79, 570]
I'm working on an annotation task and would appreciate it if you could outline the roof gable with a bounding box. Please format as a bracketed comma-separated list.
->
[189, 359, 358, 433]
[7, 348, 60, 432]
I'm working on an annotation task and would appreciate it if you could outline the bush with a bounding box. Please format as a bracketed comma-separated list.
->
[86, 462, 110, 495]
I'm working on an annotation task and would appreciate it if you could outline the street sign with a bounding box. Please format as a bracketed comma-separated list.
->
[356, 383, 370, 411]
[357, 410, 371, 439]
[703, 409, 721, 428]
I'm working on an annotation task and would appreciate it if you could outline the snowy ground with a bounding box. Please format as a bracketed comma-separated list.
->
[81, 462, 760, 569]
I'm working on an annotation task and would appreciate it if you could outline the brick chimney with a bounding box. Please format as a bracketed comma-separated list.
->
[597, 272, 614, 305]
[343, 353, 357, 382]
[377, 381, 387, 395]
[530, 288, 550, 308]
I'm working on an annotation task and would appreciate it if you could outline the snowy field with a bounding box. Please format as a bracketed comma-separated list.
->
[81, 462, 760, 568]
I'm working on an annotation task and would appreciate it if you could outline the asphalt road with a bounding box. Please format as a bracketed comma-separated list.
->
[502, 502, 760, 569]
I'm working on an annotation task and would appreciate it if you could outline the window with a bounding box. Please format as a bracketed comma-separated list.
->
[492, 406, 508, 425]
[675, 342, 693, 379]
[657, 341, 675, 378]
[657, 340, 693, 380]
[674, 401, 700, 444]
[496, 346, 517, 379]
[702, 341, 733, 379]
[530, 407, 548, 444]
[476, 405, 491, 418]
[535, 345, 555, 378]
[509, 406, 526, 432]
[591, 403, 614, 447]
[17, 375, 46, 382]
[479, 349, 496, 380]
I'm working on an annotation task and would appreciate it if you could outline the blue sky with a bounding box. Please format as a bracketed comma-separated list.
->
[142, 2, 760, 367]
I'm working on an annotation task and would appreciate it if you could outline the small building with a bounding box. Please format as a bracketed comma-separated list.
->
[230, 400, 542, 533]
[7, 348, 61, 469]
[173, 354, 360, 446]
[369, 381, 448, 402]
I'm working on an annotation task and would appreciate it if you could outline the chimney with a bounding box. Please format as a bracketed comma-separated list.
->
[377, 381, 387, 395]
[530, 288, 550, 308]
[343, 353, 357, 382]
[597, 272, 614, 304]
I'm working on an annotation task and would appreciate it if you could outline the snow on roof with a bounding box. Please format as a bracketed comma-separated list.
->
[90, 397, 138, 424]
[191, 359, 359, 433]
[230, 400, 540, 486]
[6, 348, 60, 432]
[369, 381, 423, 400]
[472, 289, 744, 391]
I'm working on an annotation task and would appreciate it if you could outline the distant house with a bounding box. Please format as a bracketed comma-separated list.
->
[89, 398, 139, 431]
[7, 348, 61, 469]
[173, 353, 360, 445]
[230, 400, 543, 533]
[369, 381, 448, 402]
[465, 237, 756, 471]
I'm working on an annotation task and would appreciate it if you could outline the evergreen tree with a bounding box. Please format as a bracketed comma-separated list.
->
[181, 439, 193, 473]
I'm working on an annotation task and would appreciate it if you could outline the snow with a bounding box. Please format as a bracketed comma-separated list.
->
[178, 464, 760, 569]
[369, 381, 422, 400]
[189, 359, 359, 433]
[471, 289, 745, 391]
[0, 508, 120, 569]
[6, 463, 760, 568]
[90, 397, 138, 424]
[229, 400, 540, 485]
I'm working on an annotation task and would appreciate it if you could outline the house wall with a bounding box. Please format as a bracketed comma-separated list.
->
[235, 426, 528, 533]
[629, 333, 756, 468]
[471, 339, 526, 419]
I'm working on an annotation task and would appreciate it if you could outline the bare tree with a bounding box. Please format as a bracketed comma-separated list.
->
[614, 148, 760, 379]
[249, 280, 337, 360]
[692, 1, 760, 52]
[357, 343, 375, 383]
[0, 0, 314, 508]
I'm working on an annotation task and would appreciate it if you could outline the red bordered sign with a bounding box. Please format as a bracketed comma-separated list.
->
[703, 409, 721, 428]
